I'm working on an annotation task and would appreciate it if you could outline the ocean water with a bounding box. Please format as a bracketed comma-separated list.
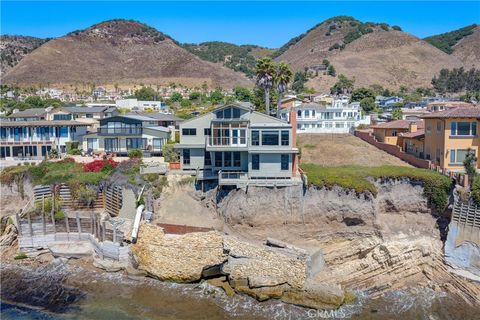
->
[1, 263, 479, 320]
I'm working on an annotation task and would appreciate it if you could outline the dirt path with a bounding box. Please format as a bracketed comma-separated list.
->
[297, 133, 411, 167]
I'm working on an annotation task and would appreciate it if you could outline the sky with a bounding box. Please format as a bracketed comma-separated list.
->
[1, 1, 479, 48]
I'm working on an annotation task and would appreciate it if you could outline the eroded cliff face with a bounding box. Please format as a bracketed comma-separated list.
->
[207, 179, 480, 305]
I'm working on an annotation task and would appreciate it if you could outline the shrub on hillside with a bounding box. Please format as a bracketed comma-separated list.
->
[83, 159, 118, 173]
[128, 149, 143, 158]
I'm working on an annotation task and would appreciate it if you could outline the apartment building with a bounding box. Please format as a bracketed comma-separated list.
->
[81, 114, 170, 155]
[116, 99, 168, 112]
[280, 100, 370, 134]
[0, 120, 88, 159]
[371, 120, 425, 146]
[174, 103, 300, 188]
[422, 107, 480, 171]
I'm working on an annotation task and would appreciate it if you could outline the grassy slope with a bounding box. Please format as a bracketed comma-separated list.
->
[300, 164, 452, 210]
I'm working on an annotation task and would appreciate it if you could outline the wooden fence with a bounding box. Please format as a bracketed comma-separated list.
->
[33, 184, 104, 210]
[451, 201, 480, 246]
[16, 211, 127, 261]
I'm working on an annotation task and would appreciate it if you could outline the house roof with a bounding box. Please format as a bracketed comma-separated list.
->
[126, 111, 183, 122]
[421, 107, 480, 119]
[7, 108, 47, 118]
[370, 120, 425, 130]
[0, 120, 88, 127]
[399, 129, 425, 139]
[63, 106, 108, 113]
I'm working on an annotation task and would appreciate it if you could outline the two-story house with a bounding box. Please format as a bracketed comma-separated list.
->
[174, 103, 300, 188]
[81, 114, 170, 155]
[280, 100, 370, 134]
[0, 120, 88, 159]
[422, 107, 480, 171]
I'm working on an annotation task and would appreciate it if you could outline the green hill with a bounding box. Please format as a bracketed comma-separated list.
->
[424, 24, 478, 54]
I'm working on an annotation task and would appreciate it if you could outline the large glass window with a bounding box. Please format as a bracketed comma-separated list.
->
[182, 128, 197, 136]
[204, 151, 212, 166]
[281, 131, 289, 146]
[233, 108, 241, 118]
[204, 128, 211, 136]
[251, 130, 260, 146]
[224, 152, 232, 167]
[183, 149, 190, 165]
[281, 154, 289, 170]
[252, 154, 260, 170]
[104, 138, 119, 152]
[53, 114, 72, 120]
[87, 138, 98, 150]
[127, 138, 146, 149]
[153, 138, 163, 150]
[261, 131, 279, 145]
[233, 152, 241, 167]
[451, 122, 477, 136]
[214, 152, 222, 167]
[450, 149, 471, 164]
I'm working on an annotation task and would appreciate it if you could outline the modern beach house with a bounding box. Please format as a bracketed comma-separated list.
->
[174, 103, 301, 188]
[81, 114, 171, 155]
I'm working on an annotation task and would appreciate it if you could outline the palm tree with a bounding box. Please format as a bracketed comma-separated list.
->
[255, 57, 276, 115]
[275, 61, 293, 118]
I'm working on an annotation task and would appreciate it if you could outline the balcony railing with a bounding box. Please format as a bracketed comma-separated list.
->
[98, 128, 143, 135]
[206, 136, 247, 147]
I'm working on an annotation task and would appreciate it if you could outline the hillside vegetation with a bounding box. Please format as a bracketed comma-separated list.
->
[424, 24, 478, 54]
[0, 35, 48, 74]
[300, 164, 452, 211]
[183, 42, 273, 78]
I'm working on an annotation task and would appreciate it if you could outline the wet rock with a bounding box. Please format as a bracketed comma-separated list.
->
[207, 276, 235, 297]
[126, 265, 147, 281]
[48, 241, 92, 259]
[282, 282, 345, 310]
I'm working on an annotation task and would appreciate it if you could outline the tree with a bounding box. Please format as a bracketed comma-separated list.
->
[209, 89, 224, 104]
[463, 148, 477, 185]
[255, 57, 276, 115]
[134, 87, 157, 101]
[24, 96, 45, 108]
[291, 71, 307, 93]
[180, 99, 192, 108]
[234, 86, 252, 102]
[170, 92, 183, 103]
[330, 74, 354, 95]
[189, 91, 202, 101]
[322, 59, 330, 67]
[392, 107, 402, 120]
[275, 61, 293, 117]
[327, 65, 336, 77]
[360, 97, 376, 113]
[350, 87, 375, 102]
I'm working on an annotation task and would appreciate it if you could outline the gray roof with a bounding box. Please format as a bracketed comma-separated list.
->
[126, 111, 182, 122]
[63, 106, 108, 113]
[8, 108, 47, 118]
[143, 126, 171, 133]
[116, 114, 156, 121]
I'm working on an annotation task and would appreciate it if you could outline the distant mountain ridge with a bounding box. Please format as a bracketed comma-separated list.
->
[1, 17, 479, 90]
[1, 19, 251, 89]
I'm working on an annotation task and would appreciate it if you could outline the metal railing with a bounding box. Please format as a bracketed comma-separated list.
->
[98, 128, 142, 135]
[206, 136, 248, 147]
[218, 171, 248, 180]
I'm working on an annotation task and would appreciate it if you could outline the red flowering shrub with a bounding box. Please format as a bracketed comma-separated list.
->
[57, 157, 76, 164]
[83, 159, 118, 172]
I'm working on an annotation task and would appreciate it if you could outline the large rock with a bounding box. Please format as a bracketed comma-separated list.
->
[282, 282, 345, 310]
[131, 224, 227, 282]
[48, 241, 92, 258]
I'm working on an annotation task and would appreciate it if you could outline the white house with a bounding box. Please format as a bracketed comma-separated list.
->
[116, 99, 168, 112]
[280, 99, 370, 134]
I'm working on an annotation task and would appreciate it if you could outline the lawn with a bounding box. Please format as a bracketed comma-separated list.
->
[300, 164, 452, 210]
[297, 134, 411, 167]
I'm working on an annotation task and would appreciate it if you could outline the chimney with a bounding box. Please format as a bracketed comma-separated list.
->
[289, 110, 297, 177]
[409, 122, 417, 133]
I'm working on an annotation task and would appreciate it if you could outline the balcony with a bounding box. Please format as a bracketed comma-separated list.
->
[205, 135, 248, 149]
[218, 170, 301, 188]
[98, 128, 143, 135]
